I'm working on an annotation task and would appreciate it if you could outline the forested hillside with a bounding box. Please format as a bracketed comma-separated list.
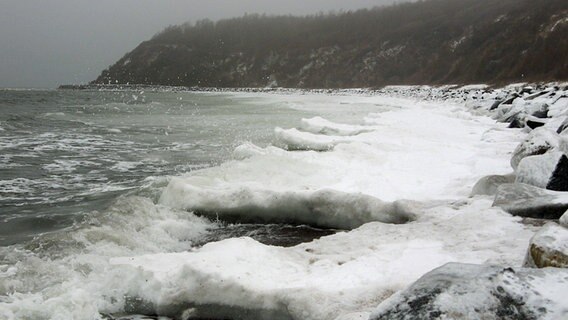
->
[93, 0, 568, 88]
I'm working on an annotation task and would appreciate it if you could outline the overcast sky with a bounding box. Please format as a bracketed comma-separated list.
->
[0, 0, 404, 88]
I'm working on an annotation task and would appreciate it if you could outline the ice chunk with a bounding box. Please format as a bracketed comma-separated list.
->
[370, 263, 568, 320]
[299, 116, 375, 136]
[160, 181, 416, 229]
[274, 127, 355, 151]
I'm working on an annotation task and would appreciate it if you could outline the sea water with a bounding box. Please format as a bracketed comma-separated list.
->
[0, 88, 391, 319]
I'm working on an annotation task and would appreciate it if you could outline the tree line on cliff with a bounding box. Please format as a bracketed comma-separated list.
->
[93, 0, 568, 88]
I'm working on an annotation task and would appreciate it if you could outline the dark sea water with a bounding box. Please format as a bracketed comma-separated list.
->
[0, 89, 314, 246]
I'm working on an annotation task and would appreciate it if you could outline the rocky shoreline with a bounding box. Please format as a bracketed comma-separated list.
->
[371, 83, 568, 319]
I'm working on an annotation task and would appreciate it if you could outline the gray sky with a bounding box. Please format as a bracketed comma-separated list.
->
[0, 0, 403, 88]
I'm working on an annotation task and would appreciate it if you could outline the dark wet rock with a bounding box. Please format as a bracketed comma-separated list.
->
[524, 223, 568, 268]
[508, 114, 527, 128]
[489, 99, 504, 111]
[547, 153, 568, 191]
[493, 183, 568, 219]
[470, 174, 515, 196]
[194, 223, 337, 247]
[501, 94, 520, 105]
[510, 128, 562, 170]
[516, 152, 568, 191]
[370, 263, 568, 320]
[525, 118, 546, 130]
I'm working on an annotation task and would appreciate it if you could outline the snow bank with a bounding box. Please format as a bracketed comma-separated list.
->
[111, 198, 534, 319]
[299, 116, 376, 136]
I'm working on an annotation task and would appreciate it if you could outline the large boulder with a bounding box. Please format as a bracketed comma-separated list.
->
[498, 102, 548, 129]
[516, 151, 568, 191]
[524, 223, 568, 268]
[370, 263, 568, 320]
[510, 128, 562, 170]
[492, 183, 568, 219]
[470, 174, 515, 196]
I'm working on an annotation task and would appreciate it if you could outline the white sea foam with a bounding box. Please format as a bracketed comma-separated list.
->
[0, 196, 214, 320]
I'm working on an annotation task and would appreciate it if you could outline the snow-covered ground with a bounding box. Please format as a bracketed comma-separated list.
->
[2, 85, 567, 319]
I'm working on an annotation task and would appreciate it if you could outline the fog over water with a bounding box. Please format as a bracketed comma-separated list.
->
[0, 0, 402, 88]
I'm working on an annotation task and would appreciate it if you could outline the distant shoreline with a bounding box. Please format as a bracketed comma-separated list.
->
[58, 82, 568, 97]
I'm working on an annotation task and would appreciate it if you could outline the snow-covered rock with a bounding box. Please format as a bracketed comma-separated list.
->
[470, 174, 515, 196]
[525, 223, 568, 268]
[493, 183, 568, 219]
[510, 128, 563, 170]
[370, 263, 568, 320]
[516, 151, 568, 191]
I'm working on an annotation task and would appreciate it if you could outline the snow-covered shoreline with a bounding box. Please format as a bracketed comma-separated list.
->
[3, 84, 568, 319]
[110, 85, 567, 319]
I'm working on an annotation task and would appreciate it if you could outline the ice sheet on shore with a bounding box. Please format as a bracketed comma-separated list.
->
[273, 127, 356, 151]
[160, 183, 416, 229]
[111, 198, 534, 319]
[299, 116, 376, 136]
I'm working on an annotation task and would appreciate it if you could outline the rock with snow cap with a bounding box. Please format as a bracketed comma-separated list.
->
[370, 262, 568, 320]
[510, 128, 562, 170]
[524, 223, 568, 268]
[516, 151, 568, 191]
[470, 174, 515, 196]
[493, 183, 568, 219]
